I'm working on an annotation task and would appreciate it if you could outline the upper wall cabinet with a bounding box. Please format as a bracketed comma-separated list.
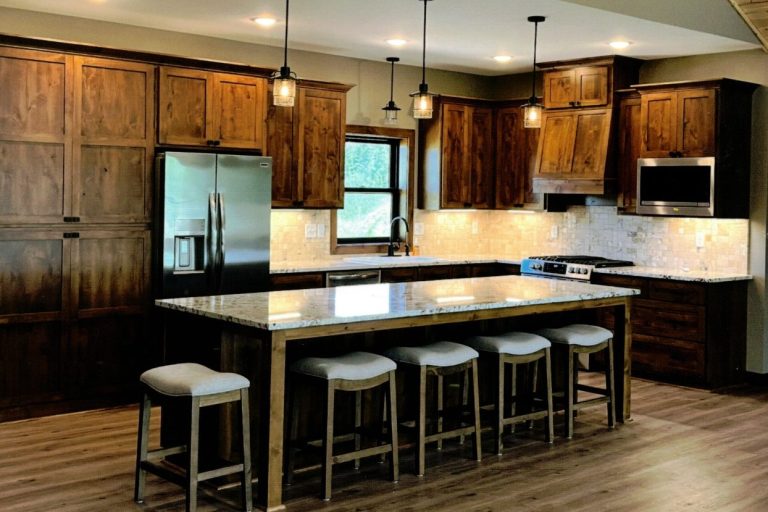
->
[157, 66, 266, 150]
[0, 48, 155, 225]
[420, 96, 539, 210]
[532, 56, 641, 195]
[266, 81, 352, 208]
[543, 66, 609, 109]
[639, 88, 716, 158]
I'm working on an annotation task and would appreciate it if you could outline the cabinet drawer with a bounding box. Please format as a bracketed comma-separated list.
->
[632, 333, 705, 382]
[419, 265, 455, 281]
[648, 279, 705, 305]
[633, 298, 705, 342]
[592, 274, 647, 296]
[380, 267, 418, 282]
[269, 272, 324, 291]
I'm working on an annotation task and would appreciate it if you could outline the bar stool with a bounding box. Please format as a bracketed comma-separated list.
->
[384, 341, 482, 476]
[134, 363, 252, 512]
[537, 324, 615, 439]
[465, 332, 554, 455]
[286, 351, 399, 501]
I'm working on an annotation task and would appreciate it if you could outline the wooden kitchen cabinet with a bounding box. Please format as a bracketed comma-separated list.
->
[639, 88, 715, 157]
[266, 81, 352, 208]
[616, 91, 642, 212]
[158, 66, 266, 149]
[495, 104, 540, 207]
[543, 65, 609, 109]
[533, 108, 612, 194]
[593, 273, 747, 388]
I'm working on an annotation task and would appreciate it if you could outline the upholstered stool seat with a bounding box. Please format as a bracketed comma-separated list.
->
[536, 324, 616, 439]
[134, 363, 252, 512]
[384, 341, 482, 476]
[286, 352, 399, 501]
[465, 332, 554, 454]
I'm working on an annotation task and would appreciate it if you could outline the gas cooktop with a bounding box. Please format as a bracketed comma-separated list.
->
[521, 255, 634, 281]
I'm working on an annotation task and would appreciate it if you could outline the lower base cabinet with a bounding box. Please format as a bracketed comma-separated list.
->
[592, 273, 747, 388]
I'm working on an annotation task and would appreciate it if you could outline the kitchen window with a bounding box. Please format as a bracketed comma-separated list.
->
[332, 126, 414, 254]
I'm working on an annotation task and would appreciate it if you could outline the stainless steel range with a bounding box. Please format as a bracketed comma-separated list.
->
[521, 255, 634, 281]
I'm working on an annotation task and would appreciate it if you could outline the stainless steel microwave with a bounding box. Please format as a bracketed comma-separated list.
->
[636, 157, 715, 217]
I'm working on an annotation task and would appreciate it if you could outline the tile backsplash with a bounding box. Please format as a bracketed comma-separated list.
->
[271, 207, 749, 274]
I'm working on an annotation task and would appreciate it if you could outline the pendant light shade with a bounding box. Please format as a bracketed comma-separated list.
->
[382, 57, 401, 125]
[522, 15, 546, 128]
[272, 0, 298, 107]
[410, 0, 436, 120]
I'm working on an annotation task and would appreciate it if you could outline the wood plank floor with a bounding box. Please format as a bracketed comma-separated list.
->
[2, 377, 768, 511]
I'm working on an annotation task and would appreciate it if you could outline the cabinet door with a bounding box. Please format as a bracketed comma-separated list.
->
[616, 95, 642, 211]
[295, 87, 346, 208]
[468, 107, 494, 208]
[574, 66, 609, 107]
[0, 48, 72, 225]
[73, 57, 155, 223]
[677, 89, 716, 157]
[213, 73, 266, 150]
[265, 86, 297, 207]
[640, 91, 677, 157]
[571, 109, 611, 179]
[440, 103, 470, 208]
[158, 67, 213, 146]
[543, 69, 575, 109]
[495, 106, 539, 207]
[535, 111, 576, 177]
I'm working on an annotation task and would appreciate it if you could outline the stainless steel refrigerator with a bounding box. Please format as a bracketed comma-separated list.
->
[154, 151, 271, 299]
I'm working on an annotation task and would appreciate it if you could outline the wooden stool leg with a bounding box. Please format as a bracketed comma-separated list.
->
[544, 348, 554, 444]
[240, 389, 253, 512]
[187, 397, 201, 512]
[606, 339, 616, 428]
[321, 380, 336, 501]
[565, 347, 575, 439]
[470, 359, 482, 462]
[387, 370, 400, 483]
[509, 363, 517, 434]
[416, 365, 427, 477]
[134, 392, 151, 504]
[459, 369, 469, 445]
[526, 359, 539, 430]
[495, 354, 505, 455]
[436, 374, 444, 451]
[283, 376, 300, 486]
[354, 390, 362, 470]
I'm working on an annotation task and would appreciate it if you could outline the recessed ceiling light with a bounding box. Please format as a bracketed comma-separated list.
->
[251, 17, 277, 27]
[609, 40, 631, 50]
[386, 39, 407, 47]
[493, 55, 513, 63]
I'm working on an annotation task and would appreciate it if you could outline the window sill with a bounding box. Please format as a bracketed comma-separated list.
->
[332, 243, 389, 256]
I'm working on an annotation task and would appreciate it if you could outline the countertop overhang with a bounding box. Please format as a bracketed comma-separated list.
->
[155, 275, 639, 331]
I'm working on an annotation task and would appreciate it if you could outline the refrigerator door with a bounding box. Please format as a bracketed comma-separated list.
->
[215, 154, 272, 294]
[158, 152, 217, 298]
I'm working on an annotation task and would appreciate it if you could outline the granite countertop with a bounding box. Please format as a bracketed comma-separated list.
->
[155, 275, 639, 331]
[271, 256, 751, 283]
[594, 266, 752, 283]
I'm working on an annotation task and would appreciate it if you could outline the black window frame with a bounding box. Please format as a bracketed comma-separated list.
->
[337, 135, 401, 245]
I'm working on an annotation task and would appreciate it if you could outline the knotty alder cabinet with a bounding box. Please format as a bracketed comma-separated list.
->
[0, 46, 155, 420]
[593, 273, 747, 388]
[157, 66, 266, 149]
[420, 96, 539, 210]
[267, 81, 352, 208]
[543, 65, 609, 109]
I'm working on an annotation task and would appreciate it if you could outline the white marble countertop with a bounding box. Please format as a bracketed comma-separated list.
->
[594, 266, 752, 283]
[271, 256, 751, 283]
[155, 275, 639, 331]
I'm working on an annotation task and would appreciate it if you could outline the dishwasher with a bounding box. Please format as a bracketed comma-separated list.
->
[326, 269, 381, 287]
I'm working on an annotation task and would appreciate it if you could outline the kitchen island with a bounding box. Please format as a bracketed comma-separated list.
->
[156, 275, 638, 511]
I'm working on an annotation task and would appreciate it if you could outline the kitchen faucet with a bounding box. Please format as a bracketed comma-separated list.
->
[388, 216, 410, 256]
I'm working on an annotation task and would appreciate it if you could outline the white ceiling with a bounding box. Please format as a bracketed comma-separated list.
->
[0, 0, 760, 75]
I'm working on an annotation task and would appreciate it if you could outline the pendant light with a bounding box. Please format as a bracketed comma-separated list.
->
[272, 0, 297, 107]
[382, 57, 401, 125]
[522, 15, 546, 128]
[411, 0, 436, 119]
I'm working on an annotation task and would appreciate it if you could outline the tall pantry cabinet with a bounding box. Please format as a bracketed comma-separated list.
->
[0, 47, 153, 421]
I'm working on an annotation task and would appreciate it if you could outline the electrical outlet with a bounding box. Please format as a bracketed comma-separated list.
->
[304, 223, 317, 239]
[471, 221, 479, 235]
[316, 223, 326, 237]
[695, 231, 705, 248]
[414, 222, 424, 236]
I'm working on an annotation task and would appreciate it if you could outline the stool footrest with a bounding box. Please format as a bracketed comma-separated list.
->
[578, 384, 609, 396]
[140, 461, 186, 488]
[146, 445, 187, 461]
[424, 424, 476, 444]
[501, 409, 550, 426]
[198, 463, 245, 482]
[333, 443, 394, 465]
[572, 396, 610, 411]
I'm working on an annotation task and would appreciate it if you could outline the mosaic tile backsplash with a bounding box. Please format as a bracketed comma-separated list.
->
[270, 207, 749, 274]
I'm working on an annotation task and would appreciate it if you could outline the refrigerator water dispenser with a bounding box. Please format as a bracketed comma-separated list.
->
[173, 218, 205, 273]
